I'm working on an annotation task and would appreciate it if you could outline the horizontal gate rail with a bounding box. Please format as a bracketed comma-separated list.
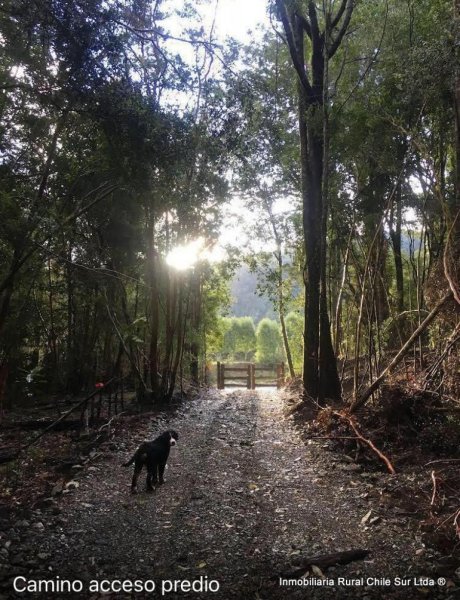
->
[217, 362, 285, 390]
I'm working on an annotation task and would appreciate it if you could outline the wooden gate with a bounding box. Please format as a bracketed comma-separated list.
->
[216, 362, 285, 389]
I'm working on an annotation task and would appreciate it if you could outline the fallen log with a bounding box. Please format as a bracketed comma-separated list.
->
[0, 380, 116, 464]
[276, 549, 369, 579]
[21, 380, 116, 450]
[1, 418, 94, 431]
[0, 449, 20, 464]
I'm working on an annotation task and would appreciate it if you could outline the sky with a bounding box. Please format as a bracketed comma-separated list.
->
[198, 0, 268, 41]
[162, 0, 269, 110]
[166, 0, 268, 43]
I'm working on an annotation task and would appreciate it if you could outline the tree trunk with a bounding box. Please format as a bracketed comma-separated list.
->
[263, 195, 296, 379]
[166, 286, 185, 402]
[0, 249, 25, 340]
[0, 282, 15, 343]
[160, 269, 177, 397]
[389, 189, 404, 313]
[189, 269, 201, 385]
[319, 36, 341, 402]
[299, 87, 321, 399]
[454, 0, 460, 221]
[65, 243, 80, 393]
[147, 213, 160, 398]
[319, 299, 342, 400]
[279, 308, 295, 379]
[276, 0, 353, 402]
[334, 232, 353, 355]
[301, 83, 341, 401]
[47, 256, 59, 376]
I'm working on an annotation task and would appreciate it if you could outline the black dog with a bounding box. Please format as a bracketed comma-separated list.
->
[123, 430, 178, 493]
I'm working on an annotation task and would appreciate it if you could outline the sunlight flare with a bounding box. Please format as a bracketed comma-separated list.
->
[166, 238, 206, 270]
[166, 238, 227, 270]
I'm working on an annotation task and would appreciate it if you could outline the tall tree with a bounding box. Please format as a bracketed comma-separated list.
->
[275, 0, 354, 401]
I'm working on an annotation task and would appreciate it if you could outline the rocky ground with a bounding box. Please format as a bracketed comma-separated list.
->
[0, 389, 459, 599]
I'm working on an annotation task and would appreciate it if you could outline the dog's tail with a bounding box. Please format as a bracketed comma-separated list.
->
[123, 454, 135, 467]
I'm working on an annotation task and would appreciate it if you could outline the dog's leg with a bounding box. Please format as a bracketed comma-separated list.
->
[151, 463, 158, 485]
[146, 470, 154, 492]
[131, 464, 142, 494]
[158, 461, 167, 484]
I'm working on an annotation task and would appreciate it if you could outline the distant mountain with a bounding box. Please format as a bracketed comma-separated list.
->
[228, 264, 277, 323]
[228, 235, 420, 323]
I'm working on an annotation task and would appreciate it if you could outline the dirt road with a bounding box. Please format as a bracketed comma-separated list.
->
[2, 390, 452, 599]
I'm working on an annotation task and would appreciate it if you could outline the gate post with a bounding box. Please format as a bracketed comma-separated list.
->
[221, 363, 226, 389]
[246, 363, 251, 389]
[251, 363, 256, 389]
[217, 362, 222, 389]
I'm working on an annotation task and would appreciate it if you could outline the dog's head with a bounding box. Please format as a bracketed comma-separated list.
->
[159, 429, 179, 446]
[168, 430, 179, 446]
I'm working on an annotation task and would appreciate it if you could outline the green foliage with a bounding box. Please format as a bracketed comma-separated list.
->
[234, 317, 257, 359]
[255, 318, 283, 364]
[203, 267, 231, 360]
[284, 312, 303, 372]
[219, 316, 256, 361]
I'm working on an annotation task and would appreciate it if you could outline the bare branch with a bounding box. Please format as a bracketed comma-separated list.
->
[337, 412, 396, 474]
[443, 209, 460, 305]
[328, 0, 354, 58]
[269, 3, 288, 44]
[330, 0, 348, 30]
[112, 18, 221, 51]
[308, 1, 322, 46]
[430, 470, 438, 507]
[276, 0, 313, 97]
[294, 10, 312, 39]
